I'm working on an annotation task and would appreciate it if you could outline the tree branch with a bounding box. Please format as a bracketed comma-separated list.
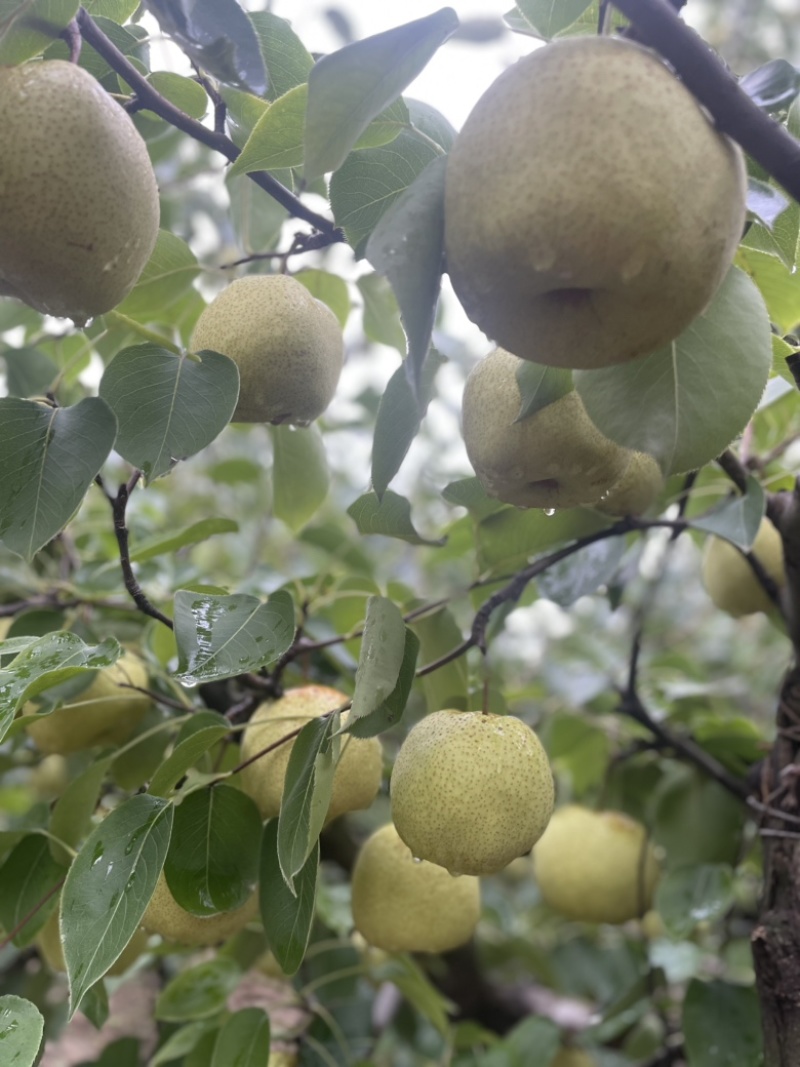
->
[97, 473, 174, 629]
[612, 0, 800, 204]
[75, 7, 343, 239]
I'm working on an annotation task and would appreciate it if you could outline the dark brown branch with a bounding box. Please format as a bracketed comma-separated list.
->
[60, 18, 82, 64]
[617, 684, 751, 800]
[717, 449, 750, 494]
[612, 0, 800, 204]
[75, 8, 342, 238]
[97, 473, 174, 629]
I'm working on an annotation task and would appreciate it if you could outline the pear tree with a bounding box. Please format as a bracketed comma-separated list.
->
[0, 1, 799, 1066]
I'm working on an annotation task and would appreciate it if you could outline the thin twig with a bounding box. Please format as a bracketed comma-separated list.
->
[75, 7, 342, 238]
[97, 473, 174, 629]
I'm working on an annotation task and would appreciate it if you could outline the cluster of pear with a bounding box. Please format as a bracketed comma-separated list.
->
[0, 61, 160, 325]
[446, 36, 747, 515]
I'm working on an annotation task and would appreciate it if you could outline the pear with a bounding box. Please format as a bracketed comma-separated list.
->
[533, 805, 660, 924]
[142, 873, 259, 946]
[239, 686, 383, 822]
[595, 451, 664, 517]
[391, 709, 554, 875]
[552, 1051, 597, 1067]
[701, 517, 785, 617]
[190, 275, 344, 425]
[351, 823, 481, 953]
[38, 905, 148, 976]
[445, 36, 745, 370]
[22, 651, 152, 754]
[461, 348, 631, 509]
[0, 60, 160, 325]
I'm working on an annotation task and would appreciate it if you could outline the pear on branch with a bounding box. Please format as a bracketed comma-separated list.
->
[445, 36, 746, 369]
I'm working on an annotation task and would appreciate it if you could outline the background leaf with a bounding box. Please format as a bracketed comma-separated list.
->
[0, 996, 44, 1067]
[142, 0, 266, 94]
[0, 0, 78, 64]
[259, 821, 318, 976]
[210, 1008, 271, 1067]
[366, 156, 447, 394]
[173, 589, 295, 685]
[575, 269, 772, 475]
[99, 345, 239, 483]
[155, 957, 242, 1023]
[0, 397, 116, 560]
[304, 7, 458, 180]
[350, 596, 406, 722]
[63, 794, 173, 1015]
[165, 784, 262, 915]
[682, 979, 762, 1066]
[0, 835, 64, 946]
[270, 425, 330, 532]
[656, 864, 735, 940]
[347, 490, 445, 546]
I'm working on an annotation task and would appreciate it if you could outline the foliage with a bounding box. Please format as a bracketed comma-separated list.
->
[0, 2, 799, 1066]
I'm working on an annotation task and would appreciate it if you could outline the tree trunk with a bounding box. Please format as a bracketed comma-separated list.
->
[752, 665, 800, 1065]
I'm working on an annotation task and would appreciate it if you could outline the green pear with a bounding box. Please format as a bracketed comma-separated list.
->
[0, 60, 160, 325]
[351, 823, 481, 953]
[445, 36, 745, 369]
[533, 805, 660, 924]
[595, 451, 664, 516]
[190, 275, 344, 425]
[390, 709, 554, 875]
[22, 651, 152, 754]
[461, 348, 631, 509]
[239, 685, 383, 822]
[142, 873, 259, 946]
[701, 517, 785, 617]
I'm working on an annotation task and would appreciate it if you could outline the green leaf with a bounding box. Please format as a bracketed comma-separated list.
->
[113, 231, 201, 321]
[347, 490, 445, 546]
[350, 596, 407, 723]
[348, 625, 419, 738]
[142, 0, 266, 95]
[0, 397, 116, 560]
[0, 835, 63, 946]
[656, 865, 735, 940]
[411, 608, 469, 713]
[330, 102, 452, 257]
[740, 58, 800, 113]
[366, 156, 446, 392]
[63, 794, 173, 1016]
[259, 821, 318, 976]
[687, 476, 765, 548]
[575, 269, 772, 476]
[515, 0, 592, 38]
[270, 425, 330, 532]
[682, 979, 762, 1066]
[210, 1008, 270, 1067]
[99, 345, 239, 483]
[737, 245, 800, 333]
[371, 343, 446, 501]
[155, 957, 243, 1023]
[0, 996, 44, 1067]
[1, 346, 58, 398]
[131, 518, 239, 563]
[150, 1022, 217, 1067]
[173, 589, 295, 685]
[145, 72, 209, 120]
[249, 11, 312, 101]
[304, 7, 458, 181]
[83, 0, 140, 21]
[358, 272, 406, 353]
[228, 83, 308, 176]
[536, 536, 626, 607]
[165, 784, 262, 916]
[355, 98, 410, 150]
[0, 634, 120, 745]
[375, 956, 455, 1037]
[49, 757, 112, 864]
[149, 726, 231, 799]
[0, 0, 78, 64]
[515, 363, 573, 421]
[277, 715, 338, 889]
[294, 269, 351, 329]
